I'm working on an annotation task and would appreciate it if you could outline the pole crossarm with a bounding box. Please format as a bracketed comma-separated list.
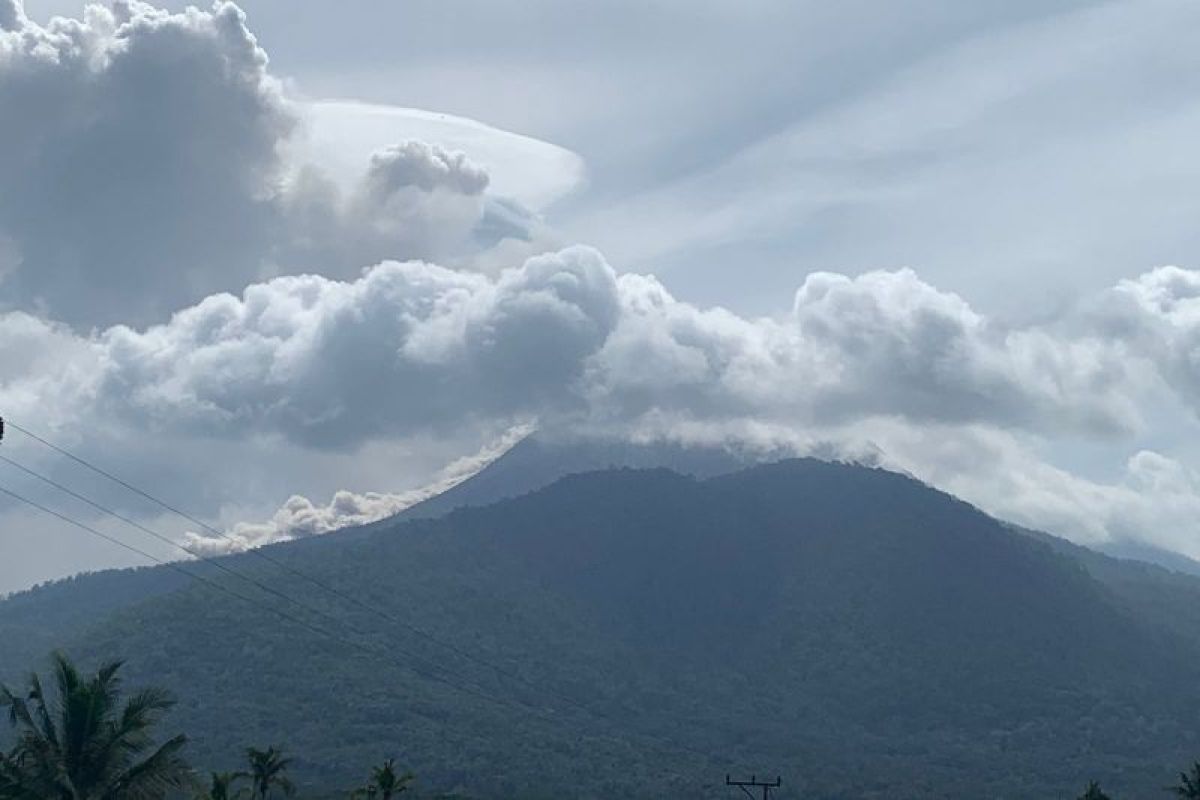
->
[725, 774, 782, 800]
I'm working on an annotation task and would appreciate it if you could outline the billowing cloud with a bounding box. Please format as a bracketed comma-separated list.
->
[7, 0, 1200, 589]
[363, 140, 490, 196]
[0, 1, 21, 32]
[184, 423, 533, 555]
[278, 140, 494, 280]
[77, 247, 617, 447]
[1102, 267, 1200, 412]
[4, 248, 1200, 567]
[840, 423, 1200, 563]
[0, 0, 293, 327]
[581, 266, 1139, 438]
[0, 1, 563, 329]
[23, 247, 1200, 558]
[3, 249, 1143, 448]
[297, 101, 586, 211]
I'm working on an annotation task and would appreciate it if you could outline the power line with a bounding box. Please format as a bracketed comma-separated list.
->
[0, 478, 719, 772]
[0, 480, 556, 722]
[5, 419, 555, 686]
[0, 421, 724, 769]
[0, 451, 491, 696]
[0, 452, 340, 614]
[0, 483, 199, 578]
[1, 419, 717, 755]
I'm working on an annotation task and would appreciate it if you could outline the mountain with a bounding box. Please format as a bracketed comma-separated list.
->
[348, 432, 754, 535]
[4, 458, 1200, 798]
[1097, 538, 1200, 577]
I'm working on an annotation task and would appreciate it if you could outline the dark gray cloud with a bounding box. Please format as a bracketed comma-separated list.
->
[0, 0, 21, 29]
[363, 141, 489, 196]
[0, 2, 527, 329]
[0, 1, 293, 327]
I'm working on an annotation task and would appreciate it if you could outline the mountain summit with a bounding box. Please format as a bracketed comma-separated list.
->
[3, 458, 1200, 797]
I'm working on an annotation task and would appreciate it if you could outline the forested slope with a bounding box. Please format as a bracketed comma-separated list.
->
[3, 460, 1200, 797]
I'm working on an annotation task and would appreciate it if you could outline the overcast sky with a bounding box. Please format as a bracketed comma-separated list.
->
[2, 0, 1200, 593]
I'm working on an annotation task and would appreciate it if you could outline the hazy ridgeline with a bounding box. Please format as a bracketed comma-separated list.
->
[4, 457, 1200, 797]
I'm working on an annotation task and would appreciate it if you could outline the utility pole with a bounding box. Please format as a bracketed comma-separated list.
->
[725, 774, 781, 800]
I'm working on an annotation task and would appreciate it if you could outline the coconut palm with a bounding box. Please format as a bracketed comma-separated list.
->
[0, 652, 189, 800]
[245, 747, 294, 799]
[196, 771, 248, 800]
[352, 759, 414, 799]
[1171, 762, 1200, 798]
[0, 749, 32, 800]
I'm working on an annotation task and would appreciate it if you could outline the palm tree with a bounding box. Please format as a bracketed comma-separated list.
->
[245, 747, 294, 799]
[352, 759, 414, 799]
[0, 652, 189, 800]
[1171, 762, 1200, 798]
[196, 771, 248, 800]
[0, 748, 33, 800]
[1078, 781, 1111, 800]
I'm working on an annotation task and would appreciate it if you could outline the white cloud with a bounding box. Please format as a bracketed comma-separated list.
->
[0, 0, 294, 327]
[564, 0, 1200, 320]
[276, 139, 497, 280]
[582, 266, 1137, 437]
[0, 2, 576, 328]
[296, 101, 586, 211]
[0, 0, 21, 31]
[859, 424, 1200, 562]
[78, 247, 618, 446]
[362, 140, 489, 196]
[183, 422, 534, 555]
[4, 250, 1136, 452]
[7, 245, 1200, 568]
[8, 0, 1200, 587]
[6, 244, 1200, 572]
[7, 243, 1200, 560]
[602, 415, 1200, 564]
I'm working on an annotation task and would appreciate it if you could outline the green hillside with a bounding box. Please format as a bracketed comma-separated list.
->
[3, 460, 1200, 798]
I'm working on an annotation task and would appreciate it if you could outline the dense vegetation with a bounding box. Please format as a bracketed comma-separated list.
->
[0, 655, 425, 798]
[3, 653, 1200, 800]
[5, 457, 1200, 797]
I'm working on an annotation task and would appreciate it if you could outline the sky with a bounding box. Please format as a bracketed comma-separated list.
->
[2, 0, 1200, 593]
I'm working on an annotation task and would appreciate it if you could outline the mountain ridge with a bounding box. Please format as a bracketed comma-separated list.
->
[4, 457, 1200, 796]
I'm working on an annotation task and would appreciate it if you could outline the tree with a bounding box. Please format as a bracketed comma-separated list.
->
[196, 771, 248, 800]
[0, 652, 189, 800]
[0, 749, 33, 800]
[352, 759, 414, 799]
[245, 747, 295, 799]
[1170, 762, 1200, 798]
[1078, 781, 1112, 800]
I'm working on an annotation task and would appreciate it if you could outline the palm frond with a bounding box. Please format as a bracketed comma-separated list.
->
[2, 654, 189, 800]
[101, 733, 190, 800]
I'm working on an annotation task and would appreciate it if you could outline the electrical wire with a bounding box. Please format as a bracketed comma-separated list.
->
[0, 451, 493, 697]
[6, 419, 563, 687]
[0, 480, 579, 723]
[0, 421, 724, 767]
